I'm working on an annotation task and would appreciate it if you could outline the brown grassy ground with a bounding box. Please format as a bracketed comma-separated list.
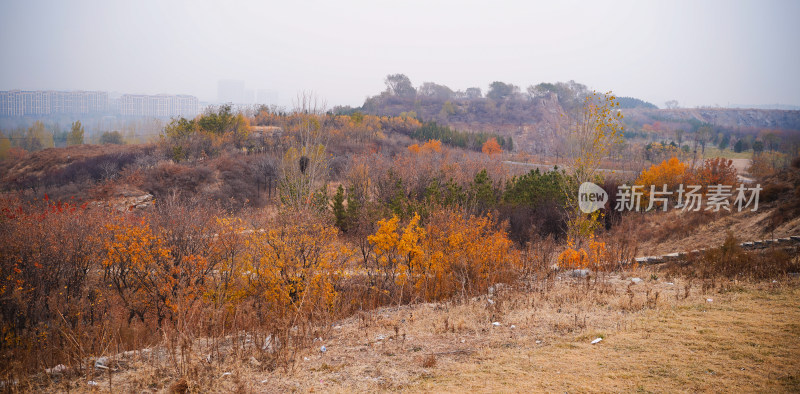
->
[0, 143, 144, 181]
[413, 281, 800, 393]
[40, 272, 800, 393]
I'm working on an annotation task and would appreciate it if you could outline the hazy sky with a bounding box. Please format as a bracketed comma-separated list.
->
[1, 0, 799, 108]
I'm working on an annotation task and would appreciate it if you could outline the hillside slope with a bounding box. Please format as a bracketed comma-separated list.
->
[623, 107, 800, 131]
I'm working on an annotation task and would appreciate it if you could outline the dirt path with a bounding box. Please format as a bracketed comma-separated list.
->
[730, 158, 752, 174]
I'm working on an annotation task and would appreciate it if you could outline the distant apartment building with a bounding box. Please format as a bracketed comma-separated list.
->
[0, 90, 108, 117]
[119, 94, 199, 118]
[257, 89, 279, 105]
[217, 80, 274, 106]
[0, 90, 198, 118]
[218, 79, 245, 104]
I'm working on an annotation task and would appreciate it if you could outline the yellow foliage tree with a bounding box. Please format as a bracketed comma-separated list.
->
[368, 211, 520, 302]
[248, 231, 338, 313]
[102, 220, 176, 326]
[420, 211, 519, 300]
[243, 212, 349, 357]
[569, 92, 624, 184]
[368, 213, 425, 299]
[564, 92, 624, 241]
[232, 112, 252, 148]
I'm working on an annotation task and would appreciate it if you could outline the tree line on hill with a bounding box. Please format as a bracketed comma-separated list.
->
[334, 74, 658, 125]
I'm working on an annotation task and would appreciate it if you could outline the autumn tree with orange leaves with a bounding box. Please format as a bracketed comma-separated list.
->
[482, 137, 502, 156]
[557, 235, 613, 271]
[635, 157, 689, 206]
[408, 139, 443, 154]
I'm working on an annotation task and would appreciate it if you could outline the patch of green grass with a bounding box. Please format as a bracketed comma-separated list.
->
[701, 147, 752, 159]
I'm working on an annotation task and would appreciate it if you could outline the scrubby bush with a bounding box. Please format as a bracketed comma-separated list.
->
[667, 233, 799, 280]
[367, 209, 521, 303]
[140, 162, 214, 199]
[748, 151, 788, 178]
[99, 131, 125, 145]
[687, 157, 738, 188]
[557, 236, 614, 271]
[0, 197, 108, 375]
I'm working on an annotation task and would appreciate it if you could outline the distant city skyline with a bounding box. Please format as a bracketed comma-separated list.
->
[217, 79, 280, 106]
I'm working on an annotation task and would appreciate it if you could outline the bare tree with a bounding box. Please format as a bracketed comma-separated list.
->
[696, 126, 713, 155]
[279, 92, 330, 210]
[255, 154, 279, 201]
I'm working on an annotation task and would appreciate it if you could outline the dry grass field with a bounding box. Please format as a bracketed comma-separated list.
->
[40, 271, 799, 393]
